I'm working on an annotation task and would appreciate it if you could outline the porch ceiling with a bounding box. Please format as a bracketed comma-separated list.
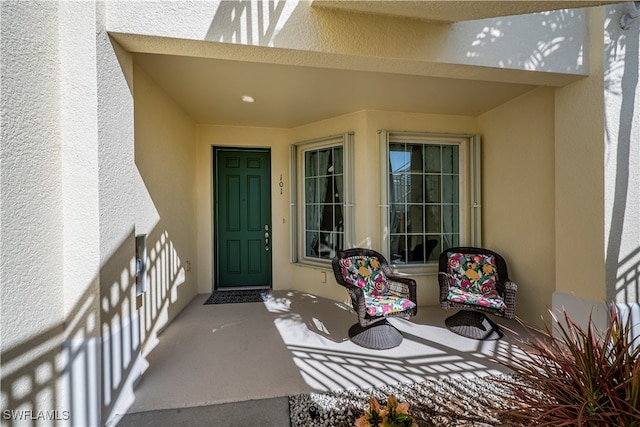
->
[133, 52, 538, 128]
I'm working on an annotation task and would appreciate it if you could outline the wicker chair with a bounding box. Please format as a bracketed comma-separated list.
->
[438, 247, 517, 340]
[332, 248, 417, 349]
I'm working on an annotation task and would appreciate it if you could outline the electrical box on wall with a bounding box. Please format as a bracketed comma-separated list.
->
[135, 234, 147, 295]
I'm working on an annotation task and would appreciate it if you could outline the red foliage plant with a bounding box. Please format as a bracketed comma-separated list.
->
[498, 304, 640, 426]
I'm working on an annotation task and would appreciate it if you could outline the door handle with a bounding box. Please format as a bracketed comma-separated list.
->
[265, 225, 270, 251]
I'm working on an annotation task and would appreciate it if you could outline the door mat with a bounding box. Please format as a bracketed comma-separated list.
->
[203, 289, 270, 305]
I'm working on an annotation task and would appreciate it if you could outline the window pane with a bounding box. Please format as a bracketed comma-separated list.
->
[408, 235, 424, 263]
[390, 234, 407, 263]
[306, 231, 319, 257]
[389, 204, 405, 234]
[305, 204, 320, 231]
[318, 231, 334, 257]
[390, 143, 410, 173]
[442, 175, 458, 204]
[424, 145, 441, 172]
[409, 144, 423, 172]
[387, 139, 462, 265]
[390, 174, 407, 204]
[425, 205, 441, 233]
[425, 236, 440, 262]
[442, 234, 459, 250]
[318, 175, 332, 203]
[334, 175, 343, 204]
[409, 174, 423, 203]
[305, 151, 317, 177]
[318, 204, 332, 231]
[333, 205, 343, 231]
[333, 146, 343, 174]
[319, 148, 332, 175]
[302, 144, 345, 261]
[425, 175, 440, 203]
[407, 205, 423, 234]
[442, 145, 459, 174]
[305, 177, 317, 204]
[443, 205, 459, 234]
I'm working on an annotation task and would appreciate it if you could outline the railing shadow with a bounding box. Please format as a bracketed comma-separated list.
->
[205, 0, 287, 45]
[264, 291, 523, 394]
[0, 228, 187, 426]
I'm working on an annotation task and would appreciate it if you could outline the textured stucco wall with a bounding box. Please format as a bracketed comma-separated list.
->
[107, 1, 589, 85]
[134, 66, 198, 350]
[555, 7, 607, 306]
[1, 3, 144, 426]
[604, 3, 640, 306]
[1, 1, 68, 419]
[1, 0, 64, 352]
[479, 87, 556, 327]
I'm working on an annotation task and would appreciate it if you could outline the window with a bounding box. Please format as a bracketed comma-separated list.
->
[379, 131, 481, 265]
[291, 133, 354, 263]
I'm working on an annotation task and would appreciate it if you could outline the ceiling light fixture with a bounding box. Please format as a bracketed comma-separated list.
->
[241, 95, 255, 103]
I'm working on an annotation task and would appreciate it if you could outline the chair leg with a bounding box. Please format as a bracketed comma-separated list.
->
[445, 310, 503, 340]
[348, 320, 403, 349]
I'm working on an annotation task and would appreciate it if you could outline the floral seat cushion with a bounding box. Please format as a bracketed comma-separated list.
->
[339, 256, 389, 296]
[446, 252, 507, 311]
[364, 295, 416, 317]
[339, 255, 416, 316]
[446, 287, 506, 310]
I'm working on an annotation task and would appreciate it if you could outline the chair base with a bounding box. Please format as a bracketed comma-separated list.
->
[348, 320, 403, 349]
[445, 310, 503, 340]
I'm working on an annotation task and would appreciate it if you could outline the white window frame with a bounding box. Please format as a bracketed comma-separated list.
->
[379, 131, 481, 270]
[290, 133, 354, 266]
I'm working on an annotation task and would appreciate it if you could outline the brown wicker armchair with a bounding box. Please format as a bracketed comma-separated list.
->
[438, 247, 517, 340]
[332, 248, 417, 349]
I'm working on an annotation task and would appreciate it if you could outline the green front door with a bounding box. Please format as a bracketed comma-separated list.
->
[214, 148, 272, 288]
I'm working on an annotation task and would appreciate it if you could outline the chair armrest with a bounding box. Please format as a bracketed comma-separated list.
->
[502, 281, 517, 318]
[386, 275, 417, 316]
[438, 272, 450, 303]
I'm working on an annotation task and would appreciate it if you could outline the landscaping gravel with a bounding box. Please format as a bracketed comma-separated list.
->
[289, 375, 527, 426]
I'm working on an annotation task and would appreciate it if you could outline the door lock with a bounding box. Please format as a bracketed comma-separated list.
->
[264, 225, 270, 251]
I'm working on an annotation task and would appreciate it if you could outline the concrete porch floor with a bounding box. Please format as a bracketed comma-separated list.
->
[116, 290, 526, 426]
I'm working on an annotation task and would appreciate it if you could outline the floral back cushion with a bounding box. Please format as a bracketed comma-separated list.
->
[447, 253, 499, 296]
[339, 256, 389, 297]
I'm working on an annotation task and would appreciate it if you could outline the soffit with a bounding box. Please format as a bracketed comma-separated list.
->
[133, 52, 537, 128]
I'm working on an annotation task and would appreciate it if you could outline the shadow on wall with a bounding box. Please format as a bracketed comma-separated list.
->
[204, 0, 587, 75]
[605, 5, 640, 306]
[0, 229, 188, 426]
[463, 9, 586, 72]
[205, 0, 287, 45]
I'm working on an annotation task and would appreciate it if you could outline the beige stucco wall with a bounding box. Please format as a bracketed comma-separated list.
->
[554, 7, 607, 326]
[107, 1, 589, 86]
[133, 67, 199, 349]
[195, 110, 479, 306]
[1, 2, 69, 419]
[195, 124, 291, 294]
[479, 87, 556, 326]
